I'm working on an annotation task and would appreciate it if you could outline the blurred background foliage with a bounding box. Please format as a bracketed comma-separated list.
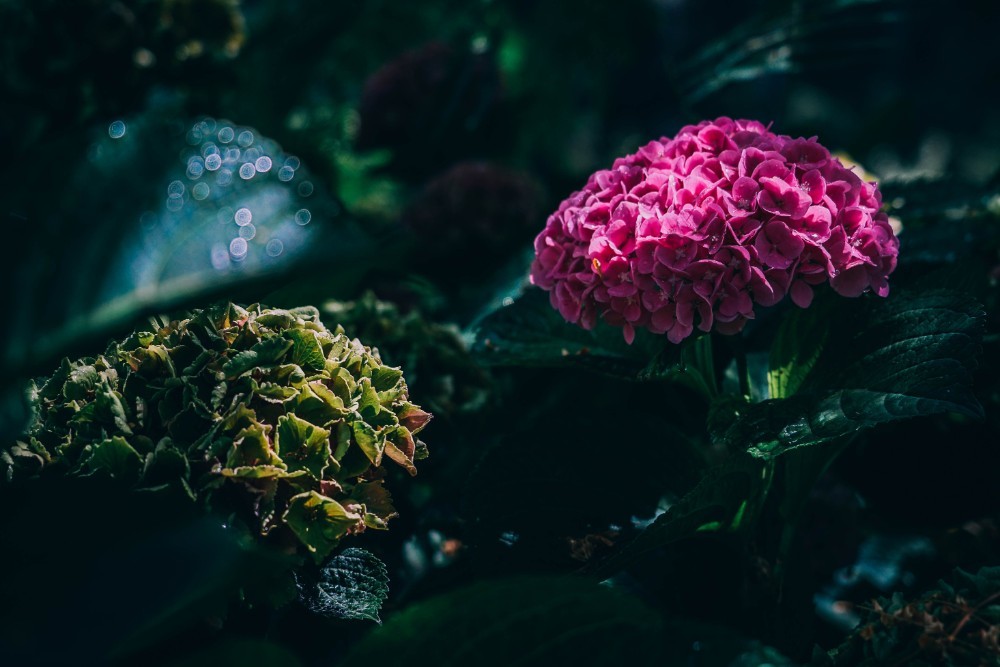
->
[3, 0, 1000, 665]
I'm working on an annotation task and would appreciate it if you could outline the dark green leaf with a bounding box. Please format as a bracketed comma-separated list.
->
[298, 547, 389, 623]
[222, 336, 294, 379]
[471, 288, 666, 379]
[82, 436, 142, 482]
[640, 333, 718, 399]
[339, 576, 664, 667]
[587, 456, 761, 578]
[717, 289, 984, 460]
[161, 639, 303, 667]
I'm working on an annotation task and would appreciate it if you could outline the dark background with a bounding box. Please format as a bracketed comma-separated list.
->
[2, 1, 1000, 665]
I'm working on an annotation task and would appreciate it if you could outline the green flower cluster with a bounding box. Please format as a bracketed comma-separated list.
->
[323, 292, 492, 417]
[4, 303, 431, 562]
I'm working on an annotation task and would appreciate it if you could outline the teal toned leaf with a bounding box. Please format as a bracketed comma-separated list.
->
[283, 491, 363, 562]
[587, 456, 761, 578]
[718, 289, 984, 460]
[94, 380, 133, 435]
[222, 336, 294, 379]
[161, 639, 303, 667]
[64, 364, 100, 400]
[339, 576, 664, 666]
[298, 547, 389, 623]
[639, 333, 717, 399]
[471, 288, 666, 379]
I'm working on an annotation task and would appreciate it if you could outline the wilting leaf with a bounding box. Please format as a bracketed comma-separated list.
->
[298, 547, 389, 623]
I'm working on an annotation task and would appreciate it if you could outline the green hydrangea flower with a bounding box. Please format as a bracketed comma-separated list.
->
[4, 302, 431, 562]
[323, 292, 492, 417]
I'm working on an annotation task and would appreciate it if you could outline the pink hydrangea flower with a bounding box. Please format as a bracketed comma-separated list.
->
[530, 117, 899, 344]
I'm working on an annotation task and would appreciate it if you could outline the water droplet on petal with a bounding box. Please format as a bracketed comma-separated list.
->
[218, 126, 235, 143]
[254, 156, 272, 172]
[192, 182, 210, 200]
[235, 207, 252, 226]
[239, 163, 256, 180]
[205, 154, 222, 171]
[294, 209, 311, 225]
[237, 130, 254, 147]
[239, 223, 257, 240]
[278, 165, 295, 181]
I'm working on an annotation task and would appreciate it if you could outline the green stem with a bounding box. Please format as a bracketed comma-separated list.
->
[732, 334, 751, 400]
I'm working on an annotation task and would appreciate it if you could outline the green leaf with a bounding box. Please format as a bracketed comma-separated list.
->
[222, 336, 294, 379]
[718, 289, 984, 460]
[767, 301, 830, 400]
[161, 639, 303, 667]
[471, 288, 666, 379]
[276, 413, 332, 478]
[94, 379, 133, 435]
[351, 420, 383, 466]
[295, 380, 350, 425]
[339, 576, 664, 667]
[286, 329, 326, 372]
[226, 424, 283, 469]
[587, 456, 761, 578]
[82, 436, 143, 482]
[639, 333, 718, 398]
[63, 364, 100, 400]
[298, 547, 389, 623]
[283, 491, 363, 563]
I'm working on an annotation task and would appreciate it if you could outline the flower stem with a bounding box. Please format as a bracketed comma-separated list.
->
[731, 334, 751, 400]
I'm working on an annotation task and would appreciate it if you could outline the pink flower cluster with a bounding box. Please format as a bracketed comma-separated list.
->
[530, 117, 899, 344]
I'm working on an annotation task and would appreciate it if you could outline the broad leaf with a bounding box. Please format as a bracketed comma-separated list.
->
[717, 289, 984, 459]
[586, 455, 762, 579]
[283, 491, 363, 563]
[276, 413, 332, 478]
[297, 547, 389, 623]
[471, 288, 671, 380]
[286, 329, 326, 372]
[339, 576, 664, 667]
[82, 436, 143, 482]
